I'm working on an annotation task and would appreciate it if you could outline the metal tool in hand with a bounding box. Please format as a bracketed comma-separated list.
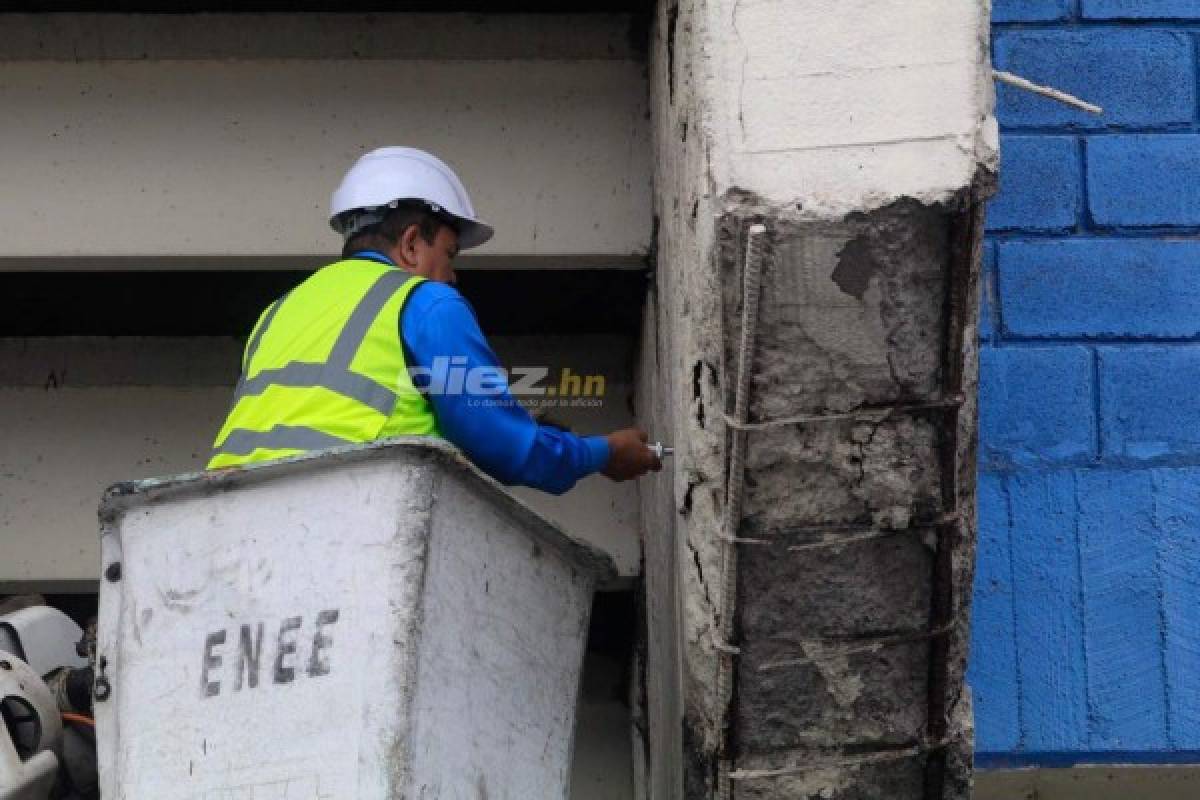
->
[648, 442, 674, 459]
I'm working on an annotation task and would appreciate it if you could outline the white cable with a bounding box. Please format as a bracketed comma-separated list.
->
[993, 69, 1103, 115]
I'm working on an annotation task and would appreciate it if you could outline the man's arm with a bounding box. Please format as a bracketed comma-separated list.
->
[401, 282, 655, 494]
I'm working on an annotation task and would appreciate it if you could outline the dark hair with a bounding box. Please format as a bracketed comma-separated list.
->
[339, 201, 450, 259]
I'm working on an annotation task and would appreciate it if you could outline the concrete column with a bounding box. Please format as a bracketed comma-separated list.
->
[639, 2, 997, 798]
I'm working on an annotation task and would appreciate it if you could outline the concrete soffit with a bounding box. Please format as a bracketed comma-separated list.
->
[0, 12, 655, 261]
[0, 13, 645, 61]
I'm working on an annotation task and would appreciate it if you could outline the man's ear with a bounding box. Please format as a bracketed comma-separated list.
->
[398, 224, 422, 267]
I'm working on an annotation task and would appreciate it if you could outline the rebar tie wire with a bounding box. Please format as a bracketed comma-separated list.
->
[719, 508, 960, 547]
[754, 619, 962, 671]
[727, 738, 954, 782]
[710, 224, 976, 794]
[720, 395, 964, 432]
[707, 615, 962, 670]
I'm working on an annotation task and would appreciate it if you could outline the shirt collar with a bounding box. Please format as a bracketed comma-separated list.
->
[351, 249, 396, 266]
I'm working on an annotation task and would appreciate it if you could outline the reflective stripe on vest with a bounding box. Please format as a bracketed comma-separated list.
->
[230, 270, 406, 414]
[208, 262, 436, 468]
[218, 425, 355, 457]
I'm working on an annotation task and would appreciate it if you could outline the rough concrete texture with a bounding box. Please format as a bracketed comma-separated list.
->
[639, 1, 994, 798]
[719, 193, 986, 798]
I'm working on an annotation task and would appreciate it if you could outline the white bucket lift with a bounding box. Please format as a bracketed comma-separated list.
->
[94, 438, 616, 799]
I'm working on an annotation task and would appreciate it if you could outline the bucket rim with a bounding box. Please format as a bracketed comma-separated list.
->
[98, 436, 618, 583]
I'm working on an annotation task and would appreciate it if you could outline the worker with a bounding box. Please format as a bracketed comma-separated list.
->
[207, 146, 661, 493]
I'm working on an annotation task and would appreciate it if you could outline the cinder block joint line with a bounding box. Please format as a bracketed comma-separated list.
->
[1151, 471, 1174, 748]
[1070, 472, 1093, 750]
[1092, 349, 1104, 460]
[1078, 136, 1095, 231]
[1003, 476, 1027, 748]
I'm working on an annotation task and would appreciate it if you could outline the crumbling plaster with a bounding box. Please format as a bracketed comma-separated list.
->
[639, 1, 996, 798]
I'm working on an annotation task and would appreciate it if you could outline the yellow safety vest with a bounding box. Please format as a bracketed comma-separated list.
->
[208, 258, 438, 469]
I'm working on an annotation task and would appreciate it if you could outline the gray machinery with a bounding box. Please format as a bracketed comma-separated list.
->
[0, 607, 95, 800]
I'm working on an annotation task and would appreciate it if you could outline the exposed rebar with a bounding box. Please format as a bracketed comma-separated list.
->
[715, 223, 768, 799]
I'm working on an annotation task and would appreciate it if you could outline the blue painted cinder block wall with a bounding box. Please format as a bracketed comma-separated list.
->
[969, 0, 1200, 766]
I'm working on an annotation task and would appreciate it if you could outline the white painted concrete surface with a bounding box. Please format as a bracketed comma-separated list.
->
[701, 0, 997, 217]
[0, 15, 651, 263]
[95, 440, 613, 799]
[0, 336, 641, 585]
[0, 386, 232, 587]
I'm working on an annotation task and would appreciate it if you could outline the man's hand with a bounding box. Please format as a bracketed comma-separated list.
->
[602, 428, 663, 481]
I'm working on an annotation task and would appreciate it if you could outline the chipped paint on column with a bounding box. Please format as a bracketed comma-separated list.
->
[640, 1, 996, 798]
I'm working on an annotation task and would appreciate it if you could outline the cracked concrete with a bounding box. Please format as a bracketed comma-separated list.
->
[719, 191, 986, 795]
[647, 190, 987, 799]
[638, 1, 994, 798]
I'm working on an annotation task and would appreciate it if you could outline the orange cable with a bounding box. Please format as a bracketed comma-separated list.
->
[61, 712, 94, 728]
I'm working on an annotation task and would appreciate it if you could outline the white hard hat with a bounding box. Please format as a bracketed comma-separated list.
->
[330, 147, 494, 250]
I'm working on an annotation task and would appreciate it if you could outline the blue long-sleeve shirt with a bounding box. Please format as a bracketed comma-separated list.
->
[352, 252, 610, 494]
